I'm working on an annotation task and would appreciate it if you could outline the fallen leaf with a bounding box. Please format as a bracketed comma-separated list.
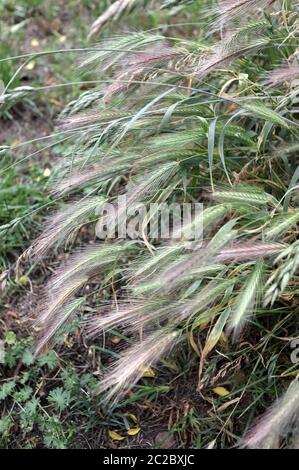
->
[213, 386, 230, 397]
[43, 168, 51, 177]
[25, 61, 35, 71]
[140, 367, 155, 378]
[127, 427, 141, 436]
[128, 413, 138, 423]
[108, 430, 126, 441]
[16, 275, 30, 286]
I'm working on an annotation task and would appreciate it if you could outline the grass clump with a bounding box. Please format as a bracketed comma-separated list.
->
[2, 0, 299, 449]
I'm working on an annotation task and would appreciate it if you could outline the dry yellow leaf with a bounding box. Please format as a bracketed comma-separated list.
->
[140, 367, 155, 378]
[127, 427, 141, 436]
[16, 275, 30, 286]
[30, 39, 39, 47]
[128, 413, 138, 423]
[108, 430, 126, 441]
[212, 386, 230, 397]
[25, 61, 35, 71]
[43, 168, 51, 177]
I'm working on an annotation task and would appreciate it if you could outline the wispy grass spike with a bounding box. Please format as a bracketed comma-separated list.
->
[265, 64, 299, 88]
[99, 329, 180, 402]
[30, 197, 106, 258]
[35, 298, 85, 355]
[216, 1, 274, 28]
[240, 379, 299, 448]
[227, 260, 264, 340]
